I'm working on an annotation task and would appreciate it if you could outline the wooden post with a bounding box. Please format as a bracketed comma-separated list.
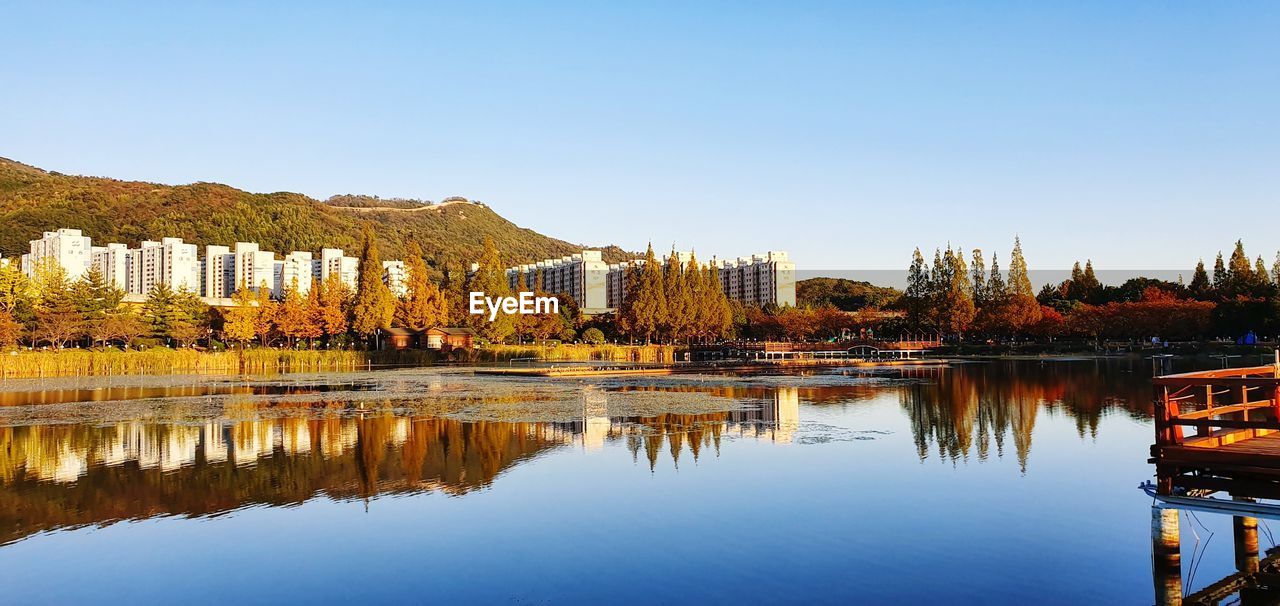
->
[1152, 506, 1182, 606]
[1233, 508, 1260, 574]
[1204, 384, 1214, 438]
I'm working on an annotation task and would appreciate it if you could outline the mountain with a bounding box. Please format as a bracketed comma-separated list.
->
[0, 157, 632, 275]
[796, 277, 901, 311]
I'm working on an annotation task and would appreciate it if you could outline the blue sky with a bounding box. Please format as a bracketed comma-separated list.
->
[2, 1, 1277, 271]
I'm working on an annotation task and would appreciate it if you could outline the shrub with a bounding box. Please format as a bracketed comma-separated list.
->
[582, 328, 605, 344]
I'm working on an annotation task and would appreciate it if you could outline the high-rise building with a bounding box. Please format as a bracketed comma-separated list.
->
[382, 260, 408, 297]
[506, 250, 609, 313]
[161, 237, 200, 293]
[716, 251, 795, 308]
[21, 228, 92, 280]
[91, 243, 131, 291]
[234, 242, 276, 294]
[203, 245, 235, 299]
[128, 240, 164, 295]
[277, 251, 315, 296]
[319, 248, 359, 291]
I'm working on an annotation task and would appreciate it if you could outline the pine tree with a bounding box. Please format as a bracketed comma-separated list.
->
[351, 225, 395, 344]
[142, 282, 178, 342]
[31, 263, 80, 349]
[1254, 255, 1271, 291]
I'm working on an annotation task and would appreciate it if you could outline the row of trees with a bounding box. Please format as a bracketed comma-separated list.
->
[903, 237, 1041, 337]
[898, 238, 1280, 343]
[615, 245, 734, 344]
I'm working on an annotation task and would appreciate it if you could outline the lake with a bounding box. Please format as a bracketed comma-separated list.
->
[0, 359, 1256, 603]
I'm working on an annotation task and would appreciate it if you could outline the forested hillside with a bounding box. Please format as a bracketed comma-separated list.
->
[0, 158, 631, 274]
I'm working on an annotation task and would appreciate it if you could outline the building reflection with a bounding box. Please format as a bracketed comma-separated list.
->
[0, 388, 801, 546]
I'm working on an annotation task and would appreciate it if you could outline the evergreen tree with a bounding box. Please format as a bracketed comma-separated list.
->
[31, 263, 80, 349]
[685, 253, 709, 342]
[1080, 260, 1101, 302]
[1189, 260, 1211, 300]
[72, 266, 123, 346]
[1212, 252, 1227, 292]
[170, 287, 208, 346]
[351, 225, 395, 344]
[970, 249, 987, 308]
[142, 282, 178, 342]
[905, 248, 929, 329]
[706, 263, 733, 339]
[1254, 256, 1271, 291]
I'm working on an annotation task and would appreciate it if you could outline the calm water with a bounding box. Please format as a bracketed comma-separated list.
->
[0, 359, 1257, 603]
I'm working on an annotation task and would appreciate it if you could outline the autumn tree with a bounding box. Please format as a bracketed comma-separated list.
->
[630, 244, 667, 343]
[316, 273, 352, 344]
[351, 226, 395, 345]
[253, 285, 277, 346]
[1004, 237, 1042, 332]
[397, 241, 448, 331]
[276, 280, 314, 347]
[465, 237, 516, 343]
[224, 287, 259, 346]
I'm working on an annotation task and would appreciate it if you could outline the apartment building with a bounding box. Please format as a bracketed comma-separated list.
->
[717, 251, 796, 308]
[276, 251, 315, 296]
[203, 245, 235, 299]
[21, 228, 92, 280]
[234, 242, 276, 294]
[506, 250, 609, 313]
[382, 260, 408, 297]
[91, 243, 131, 291]
[318, 248, 359, 291]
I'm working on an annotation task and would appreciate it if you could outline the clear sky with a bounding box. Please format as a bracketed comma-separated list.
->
[2, 1, 1277, 272]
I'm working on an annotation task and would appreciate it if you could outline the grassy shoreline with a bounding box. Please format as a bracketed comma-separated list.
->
[0, 344, 683, 379]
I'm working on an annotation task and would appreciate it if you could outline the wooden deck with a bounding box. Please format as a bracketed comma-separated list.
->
[1151, 362, 1280, 496]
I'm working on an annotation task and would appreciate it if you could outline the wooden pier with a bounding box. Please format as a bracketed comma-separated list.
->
[1151, 363, 1280, 497]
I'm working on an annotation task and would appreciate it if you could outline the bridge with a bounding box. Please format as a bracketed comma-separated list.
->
[690, 337, 941, 362]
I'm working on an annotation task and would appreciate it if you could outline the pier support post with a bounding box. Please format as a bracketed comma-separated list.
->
[1233, 499, 1260, 574]
[1152, 506, 1182, 606]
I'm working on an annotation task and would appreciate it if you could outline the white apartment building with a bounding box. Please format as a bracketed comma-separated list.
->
[21, 228, 92, 280]
[91, 243, 131, 291]
[234, 242, 276, 294]
[276, 251, 314, 296]
[161, 237, 200, 293]
[318, 248, 359, 291]
[717, 251, 796, 308]
[382, 260, 407, 297]
[203, 245, 235, 299]
[506, 250, 609, 313]
[128, 241, 163, 295]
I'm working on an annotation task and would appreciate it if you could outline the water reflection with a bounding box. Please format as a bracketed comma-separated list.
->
[0, 361, 1156, 551]
[899, 361, 1151, 469]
